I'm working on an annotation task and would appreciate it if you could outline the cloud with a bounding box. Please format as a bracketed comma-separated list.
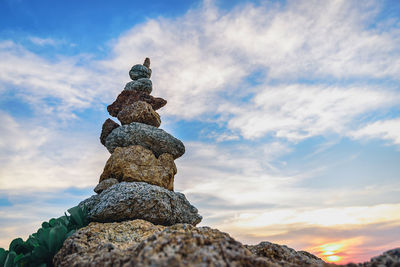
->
[100, 0, 400, 142]
[28, 37, 60, 46]
[222, 84, 399, 140]
[0, 41, 121, 119]
[0, 112, 107, 190]
[350, 118, 400, 145]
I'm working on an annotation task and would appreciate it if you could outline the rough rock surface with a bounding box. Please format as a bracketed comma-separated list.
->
[107, 90, 167, 117]
[124, 78, 152, 94]
[345, 248, 400, 266]
[99, 145, 176, 190]
[53, 220, 165, 267]
[117, 101, 161, 127]
[79, 182, 202, 226]
[104, 122, 185, 159]
[246, 241, 325, 267]
[99, 119, 119, 145]
[129, 64, 151, 80]
[54, 220, 276, 267]
[94, 178, 118, 194]
[131, 224, 272, 267]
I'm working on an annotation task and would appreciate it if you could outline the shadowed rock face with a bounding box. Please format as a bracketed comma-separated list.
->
[99, 119, 119, 145]
[107, 90, 167, 117]
[94, 178, 119, 194]
[79, 182, 202, 226]
[104, 122, 185, 159]
[100, 145, 176, 191]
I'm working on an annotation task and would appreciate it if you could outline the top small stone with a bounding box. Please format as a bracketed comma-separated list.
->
[143, 57, 151, 68]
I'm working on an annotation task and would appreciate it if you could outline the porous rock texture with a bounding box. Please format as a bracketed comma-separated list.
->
[107, 90, 167, 117]
[99, 119, 119, 145]
[117, 101, 161, 127]
[124, 78, 152, 94]
[129, 64, 151, 80]
[99, 145, 176, 191]
[93, 178, 118, 194]
[246, 241, 325, 267]
[345, 248, 400, 267]
[53, 220, 165, 267]
[54, 220, 276, 267]
[79, 182, 202, 226]
[104, 122, 185, 159]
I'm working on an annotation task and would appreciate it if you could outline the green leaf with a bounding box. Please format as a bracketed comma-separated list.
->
[41, 222, 50, 229]
[4, 250, 16, 267]
[9, 238, 24, 252]
[0, 248, 9, 266]
[32, 245, 48, 261]
[49, 218, 58, 227]
[48, 225, 67, 254]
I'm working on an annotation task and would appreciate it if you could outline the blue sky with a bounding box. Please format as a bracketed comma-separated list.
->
[1, 0, 400, 263]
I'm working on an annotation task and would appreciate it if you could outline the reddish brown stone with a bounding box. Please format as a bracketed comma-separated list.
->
[100, 119, 120, 145]
[107, 91, 167, 117]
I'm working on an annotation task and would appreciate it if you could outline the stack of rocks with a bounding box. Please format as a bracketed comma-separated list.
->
[79, 58, 202, 226]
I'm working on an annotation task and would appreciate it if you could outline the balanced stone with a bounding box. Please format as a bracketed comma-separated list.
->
[100, 119, 120, 145]
[104, 122, 185, 159]
[79, 182, 202, 226]
[94, 178, 118, 194]
[100, 145, 176, 191]
[107, 90, 167, 117]
[117, 101, 161, 127]
[129, 64, 151, 80]
[124, 78, 152, 94]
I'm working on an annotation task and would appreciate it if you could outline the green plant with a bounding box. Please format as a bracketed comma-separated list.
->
[0, 205, 88, 267]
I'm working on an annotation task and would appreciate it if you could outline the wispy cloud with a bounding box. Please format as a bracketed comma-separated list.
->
[351, 118, 400, 145]
[28, 36, 60, 46]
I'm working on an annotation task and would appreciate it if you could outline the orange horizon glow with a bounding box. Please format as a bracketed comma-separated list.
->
[308, 237, 365, 264]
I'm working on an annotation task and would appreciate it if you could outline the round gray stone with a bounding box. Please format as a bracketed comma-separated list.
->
[104, 122, 185, 159]
[124, 78, 152, 94]
[129, 64, 151, 80]
[79, 182, 202, 226]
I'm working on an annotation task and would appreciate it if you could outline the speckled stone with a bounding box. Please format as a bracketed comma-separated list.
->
[129, 64, 151, 80]
[124, 78, 152, 94]
[117, 101, 161, 127]
[79, 182, 202, 226]
[104, 122, 185, 159]
[99, 145, 176, 191]
[107, 90, 167, 117]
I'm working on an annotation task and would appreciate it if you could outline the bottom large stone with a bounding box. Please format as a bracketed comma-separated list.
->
[53, 220, 272, 267]
[79, 182, 202, 226]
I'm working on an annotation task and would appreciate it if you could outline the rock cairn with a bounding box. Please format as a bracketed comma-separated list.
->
[80, 58, 202, 226]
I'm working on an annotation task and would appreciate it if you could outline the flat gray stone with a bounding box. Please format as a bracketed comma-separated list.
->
[124, 78, 152, 94]
[79, 182, 202, 226]
[104, 122, 185, 159]
[129, 64, 151, 80]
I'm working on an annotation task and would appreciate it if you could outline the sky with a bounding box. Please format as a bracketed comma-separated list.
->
[0, 0, 399, 264]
